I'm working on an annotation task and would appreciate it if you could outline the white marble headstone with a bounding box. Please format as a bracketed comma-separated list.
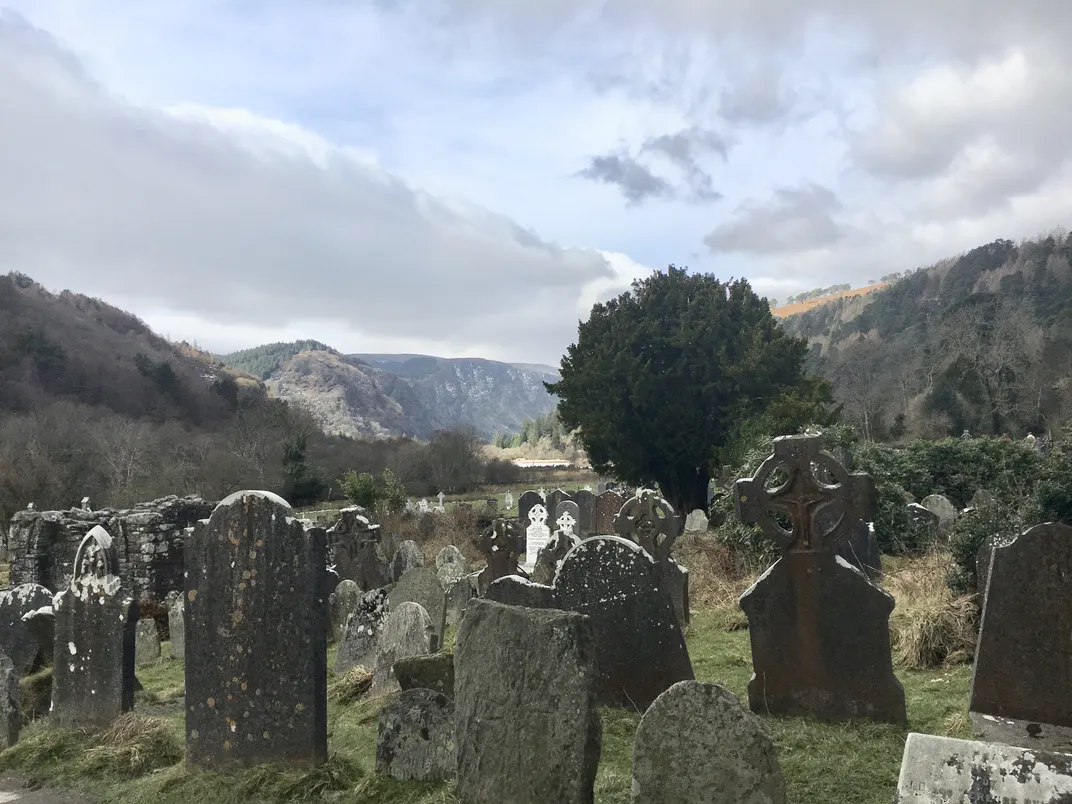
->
[523, 504, 551, 570]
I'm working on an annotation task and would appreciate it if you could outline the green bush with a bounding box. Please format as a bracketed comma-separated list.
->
[1032, 425, 1072, 525]
[946, 503, 1028, 596]
[338, 468, 406, 515]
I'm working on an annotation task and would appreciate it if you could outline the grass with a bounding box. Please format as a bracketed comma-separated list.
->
[0, 557, 977, 804]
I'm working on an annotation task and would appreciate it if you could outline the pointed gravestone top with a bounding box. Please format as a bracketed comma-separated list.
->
[734, 434, 905, 724]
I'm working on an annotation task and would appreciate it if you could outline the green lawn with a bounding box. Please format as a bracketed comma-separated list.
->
[1, 607, 972, 803]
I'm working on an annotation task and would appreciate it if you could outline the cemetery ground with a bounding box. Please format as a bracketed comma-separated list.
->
[0, 546, 977, 804]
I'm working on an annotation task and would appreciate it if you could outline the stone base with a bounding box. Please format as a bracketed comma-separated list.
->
[970, 711, 1072, 752]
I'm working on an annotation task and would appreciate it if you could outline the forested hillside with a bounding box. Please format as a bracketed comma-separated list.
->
[221, 340, 336, 380]
[783, 231, 1072, 440]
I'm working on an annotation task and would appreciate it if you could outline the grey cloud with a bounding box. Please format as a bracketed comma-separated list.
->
[576, 154, 675, 205]
[0, 13, 622, 364]
[718, 66, 795, 126]
[704, 184, 846, 255]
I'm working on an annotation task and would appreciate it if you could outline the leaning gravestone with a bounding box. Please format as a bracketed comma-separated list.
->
[376, 688, 455, 781]
[185, 490, 328, 769]
[390, 540, 425, 583]
[370, 602, 435, 698]
[975, 531, 1017, 601]
[134, 619, 161, 667]
[592, 490, 625, 535]
[328, 579, 361, 644]
[327, 507, 390, 591]
[51, 525, 138, 728]
[473, 519, 526, 596]
[0, 583, 54, 673]
[389, 568, 447, 652]
[0, 653, 17, 749]
[335, 588, 390, 675]
[895, 732, 1072, 802]
[169, 597, 185, 660]
[455, 599, 601, 804]
[632, 681, 786, 804]
[735, 435, 906, 724]
[517, 490, 543, 532]
[970, 522, 1072, 744]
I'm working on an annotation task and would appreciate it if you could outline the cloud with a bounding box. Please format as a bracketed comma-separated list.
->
[704, 184, 846, 255]
[0, 12, 648, 365]
[576, 154, 675, 205]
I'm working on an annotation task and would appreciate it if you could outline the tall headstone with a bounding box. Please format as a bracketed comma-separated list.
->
[335, 587, 390, 675]
[455, 599, 601, 804]
[185, 490, 327, 769]
[474, 519, 526, 596]
[370, 602, 435, 698]
[0, 583, 54, 673]
[389, 567, 447, 652]
[517, 490, 543, 531]
[895, 733, 1072, 802]
[168, 597, 185, 660]
[51, 525, 137, 728]
[0, 653, 17, 749]
[503, 491, 514, 512]
[545, 489, 573, 524]
[532, 512, 581, 585]
[390, 540, 425, 583]
[134, 619, 161, 667]
[632, 681, 786, 804]
[615, 489, 690, 626]
[592, 490, 625, 535]
[327, 507, 389, 591]
[572, 489, 596, 534]
[328, 579, 361, 644]
[735, 435, 906, 724]
[970, 522, 1072, 743]
[523, 504, 552, 570]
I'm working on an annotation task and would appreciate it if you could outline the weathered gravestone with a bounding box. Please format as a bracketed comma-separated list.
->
[975, 531, 1017, 601]
[327, 507, 390, 591]
[134, 619, 161, 667]
[376, 688, 455, 781]
[503, 491, 514, 511]
[555, 536, 693, 710]
[554, 500, 580, 530]
[523, 504, 552, 570]
[370, 601, 435, 698]
[615, 489, 690, 627]
[921, 494, 958, 530]
[970, 522, 1072, 745]
[168, 597, 185, 660]
[632, 681, 786, 804]
[532, 511, 581, 585]
[455, 599, 601, 804]
[735, 435, 906, 724]
[394, 652, 454, 698]
[435, 545, 466, 572]
[572, 489, 596, 534]
[328, 579, 361, 644]
[185, 490, 327, 769]
[51, 525, 138, 728]
[438, 561, 472, 628]
[485, 575, 556, 608]
[390, 540, 425, 583]
[683, 509, 709, 533]
[0, 653, 17, 749]
[545, 489, 573, 523]
[389, 568, 447, 652]
[0, 583, 54, 673]
[968, 489, 997, 509]
[592, 490, 625, 535]
[895, 732, 1072, 803]
[335, 587, 390, 675]
[473, 519, 526, 597]
[517, 490, 543, 532]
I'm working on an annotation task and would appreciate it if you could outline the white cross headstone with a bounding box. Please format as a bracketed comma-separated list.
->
[26, 502, 34, 511]
[523, 504, 551, 571]
[405, 499, 415, 513]
[555, 511, 577, 539]
[418, 498, 429, 514]
[503, 491, 514, 510]
[537, 488, 547, 500]
[437, 491, 446, 512]
[81, 496, 91, 511]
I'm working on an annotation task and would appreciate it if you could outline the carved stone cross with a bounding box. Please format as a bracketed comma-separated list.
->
[475, 518, 526, 587]
[614, 488, 678, 561]
[735, 435, 875, 553]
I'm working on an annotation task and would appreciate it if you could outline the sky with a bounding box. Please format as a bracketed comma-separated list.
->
[2, 2, 1072, 366]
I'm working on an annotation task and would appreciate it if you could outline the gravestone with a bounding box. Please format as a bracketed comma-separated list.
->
[335, 587, 390, 675]
[0, 653, 17, 749]
[545, 489, 573, 524]
[443, 572, 473, 628]
[185, 490, 327, 769]
[169, 597, 185, 660]
[376, 688, 455, 781]
[968, 489, 997, 509]
[390, 540, 425, 583]
[895, 732, 1072, 802]
[418, 499, 429, 514]
[437, 491, 446, 511]
[454, 599, 601, 804]
[632, 681, 786, 804]
[485, 575, 555, 608]
[516, 491, 543, 532]
[817, 507, 882, 581]
[554, 500, 580, 530]
[975, 531, 1017, 601]
[503, 491, 514, 511]
[554, 536, 693, 709]
[921, 494, 958, 530]
[327, 507, 389, 591]
[736, 435, 906, 724]
[389, 567, 447, 652]
[474, 519, 526, 596]
[51, 525, 138, 728]
[592, 490, 625, 535]
[394, 653, 454, 698]
[135, 619, 161, 667]
[572, 489, 596, 534]
[435, 545, 466, 572]
[328, 579, 361, 644]
[0, 583, 54, 673]
[370, 601, 434, 697]
[615, 489, 690, 626]
[683, 509, 709, 533]
[970, 522, 1072, 742]
[532, 513, 581, 585]
[523, 504, 552, 569]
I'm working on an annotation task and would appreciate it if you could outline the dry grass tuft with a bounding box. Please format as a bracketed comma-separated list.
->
[884, 550, 977, 670]
[327, 666, 373, 704]
[79, 713, 183, 777]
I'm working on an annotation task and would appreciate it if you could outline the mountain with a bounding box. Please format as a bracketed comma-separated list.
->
[780, 231, 1072, 440]
[220, 345, 560, 440]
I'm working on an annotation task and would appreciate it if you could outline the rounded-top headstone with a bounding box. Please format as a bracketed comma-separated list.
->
[921, 494, 958, 523]
[215, 489, 292, 510]
[435, 545, 466, 572]
[134, 619, 161, 667]
[391, 540, 425, 582]
[329, 579, 361, 643]
[370, 601, 434, 697]
[632, 681, 786, 804]
[0, 583, 55, 673]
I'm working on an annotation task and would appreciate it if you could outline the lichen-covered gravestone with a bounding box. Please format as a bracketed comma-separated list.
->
[376, 688, 455, 781]
[185, 490, 328, 769]
[51, 525, 138, 728]
[455, 599, 601, 804]
[895, 733, 1072, 802]
[390, 540, 424, 583]
[0, 653, 19, 749]
[921, 494, 958, 530]
[168, 597, 185, 660]
[632, 681, 786, 804]
[970, 522, 1072, 745]
[0, 583, 54, 673]
[592, 490, 625, 535]
[389, 568, 447, 652]
[614, 489, 691, 626]
[572, 489, 596, 534]
[134, 619, 161, 667]
[328, 579, 361, 644]
[327, 507, 389, 591]
[435, 545, 466, 573]
[473, 519, 526, 597]
[370, 601, 434, 697]
[735, 435, 906, 724]
[335, 588, 390, 675]
[523, 504, 552, 571]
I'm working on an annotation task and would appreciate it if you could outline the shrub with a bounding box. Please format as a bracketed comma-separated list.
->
[946, 502, 1029, 596]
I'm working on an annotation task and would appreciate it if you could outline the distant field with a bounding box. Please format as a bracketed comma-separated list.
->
[772, 282, 888, 317]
